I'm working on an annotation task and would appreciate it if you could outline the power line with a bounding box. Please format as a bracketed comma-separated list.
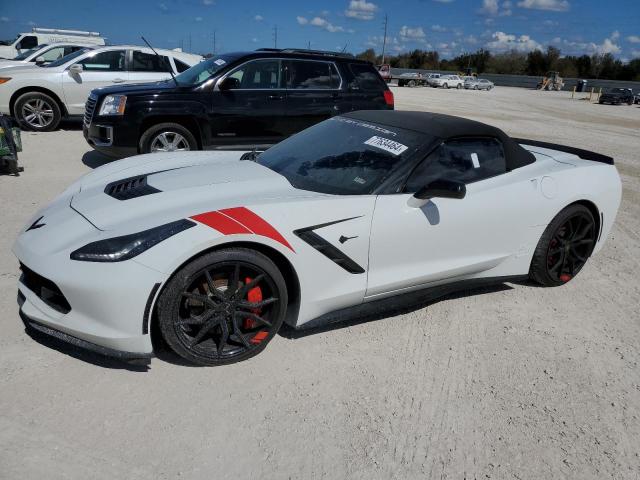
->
[381, 14, 388, 64]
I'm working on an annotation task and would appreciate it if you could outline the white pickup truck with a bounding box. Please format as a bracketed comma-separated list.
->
[0, 28, 105, 59]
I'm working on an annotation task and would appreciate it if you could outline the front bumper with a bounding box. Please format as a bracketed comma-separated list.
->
[84, 120, 138, 159]
[13, 205, 167, 358]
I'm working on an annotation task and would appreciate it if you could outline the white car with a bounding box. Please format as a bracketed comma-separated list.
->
[0, 45, 202, 131]
[0, 28, 105, 59]
[13, 111, 621, 366]
[431, 74, 464, 89]
[0, 43, 97, 69]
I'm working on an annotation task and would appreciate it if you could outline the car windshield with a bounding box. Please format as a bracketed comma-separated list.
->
[13, 44, 48, 60]
[43, 48, 90, 68]
[610, 88, 627, 93]
[175, 54, 240, 86]
[257, 117, 430, 195]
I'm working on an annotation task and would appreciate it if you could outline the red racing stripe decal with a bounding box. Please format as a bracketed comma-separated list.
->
[191, 211, 252, 235]
[220, 207, 294, 251]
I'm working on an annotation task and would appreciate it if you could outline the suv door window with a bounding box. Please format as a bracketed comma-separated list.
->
[79, 50, 126, 71]
[287, 60, 340, 89]
[405, 137, 506, 191]
[225, 59, 282, 89]
[349, 63, 386, 90]
[17, 35, 38, 50]
[131, 50, 172, 72]
[39, 46, 67, 62]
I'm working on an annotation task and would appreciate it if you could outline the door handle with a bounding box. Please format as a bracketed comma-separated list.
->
[268, 94, 284, 100]
[112, 78, 125, 83]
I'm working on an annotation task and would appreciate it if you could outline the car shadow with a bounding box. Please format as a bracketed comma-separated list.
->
[82, 150, 114, 169]
[24, 326, 151, 372]
[279, 282, 514, 339]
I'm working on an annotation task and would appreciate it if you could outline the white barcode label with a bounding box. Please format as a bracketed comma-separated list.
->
[214, 59, 226, 66]
[364, 136, 408, 156]
[471, 152, 480, 168]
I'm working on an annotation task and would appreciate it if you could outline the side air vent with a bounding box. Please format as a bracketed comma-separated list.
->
[104, 175, 161, 201]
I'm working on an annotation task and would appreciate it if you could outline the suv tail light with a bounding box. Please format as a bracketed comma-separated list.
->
[383, 89, 394, 107]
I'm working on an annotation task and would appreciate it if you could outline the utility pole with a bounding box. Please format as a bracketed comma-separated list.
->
[273, 25, 278, 48]
[188, 33, 192, 52]
[308, 41, 311, 50]
[212, 30, 217, 55]
[381, 14, 388, 64]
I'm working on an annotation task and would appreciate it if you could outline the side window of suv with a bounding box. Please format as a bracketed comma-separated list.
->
[349, 63, 386, 90]
[174, 59, 191, 73]
[287, 61, 340, 89]
[79, 50, 126, 71]
[225, 59, 282, 89]
[131, 51, 172, 72]
[405, 137, 506, 191]
[40, 46, 67, 62]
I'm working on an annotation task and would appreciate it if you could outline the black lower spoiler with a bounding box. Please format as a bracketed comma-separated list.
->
[514, 138, 614, 165]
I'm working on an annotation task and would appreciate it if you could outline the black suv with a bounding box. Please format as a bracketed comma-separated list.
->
[83, 48, 394, 157]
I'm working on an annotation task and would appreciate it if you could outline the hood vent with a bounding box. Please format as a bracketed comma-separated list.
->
[104, 175, 161, 201]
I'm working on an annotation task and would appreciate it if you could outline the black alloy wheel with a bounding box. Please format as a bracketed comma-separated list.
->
[530, 205, 597, 286]
[158, 249, 287, 366]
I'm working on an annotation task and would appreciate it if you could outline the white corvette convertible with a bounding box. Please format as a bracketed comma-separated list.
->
[14, 111, 621, 366]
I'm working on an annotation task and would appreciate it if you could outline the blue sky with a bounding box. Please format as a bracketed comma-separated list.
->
[1, 0, 639, 60]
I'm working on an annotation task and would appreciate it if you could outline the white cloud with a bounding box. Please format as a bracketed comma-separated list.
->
[399, 25, 426, 41]
[611, 30, 620, 40]
[195, 16, 203, 22]
[593, 37, 621, 55]
[627, 35, 640, 43]
[431, 24, 447, 32]
[479, 0, 512, 16]
[486, 31, 541, 51]
[432, 0, 455, 2]
[345, 0, 378, 20]
[0, 16, 9, 22]
[26, 20, 37, 26]
[254, 15, 263, 21]
[517, 0, 569, 11]
[203, 0, 214, 5]
[631, 50, 640, 58]
[299, 16, 348, 33]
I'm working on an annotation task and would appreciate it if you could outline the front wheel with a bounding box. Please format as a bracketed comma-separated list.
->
[139, 122, 198, 154]
[14, 92, 61, 131]
[529, 204, 597, 287]
[443, 83, 449, 89]
[456, 83, 462, 89]
[158, 248, 288, 366]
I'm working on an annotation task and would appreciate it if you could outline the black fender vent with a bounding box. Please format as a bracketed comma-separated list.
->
[105, 175, 161, 201]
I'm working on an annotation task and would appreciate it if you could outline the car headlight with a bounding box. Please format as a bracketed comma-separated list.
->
[98, 94, 127, 116]
[70, 219, 195, 262]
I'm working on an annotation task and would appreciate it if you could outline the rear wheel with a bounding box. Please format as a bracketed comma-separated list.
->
[456, 83, 462, 89]
[529, 205, 597, 287]
[14, 92, 61, 131]
[408, 80, 416, 87]
[158, 248, 288, 366]
[139, 122, 198, 154]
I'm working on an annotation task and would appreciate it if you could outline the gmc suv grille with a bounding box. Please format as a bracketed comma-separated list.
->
[20, 263, 72, 314]
[84, 94, 97, 127]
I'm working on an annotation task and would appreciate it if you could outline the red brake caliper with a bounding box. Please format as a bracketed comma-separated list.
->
[243, 277, 269, 344]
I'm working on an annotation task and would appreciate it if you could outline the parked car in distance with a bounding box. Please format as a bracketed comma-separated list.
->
[599, 88, 635, 105]
[0, 46, 202, 131]
[83, 48, 395, 157]
[397, 72, 425, 87]
[377, 63, 392, 83]
[634, 92, 640, 104]
[425, 73, 441, 86]
[0, 43, 97, 69]
[464, 78, 494, 90]
[431, 74, 464, 89]
[0, 28, 105, 59]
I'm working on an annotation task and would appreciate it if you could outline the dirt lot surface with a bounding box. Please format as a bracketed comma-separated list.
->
[1, 86, 639, 479]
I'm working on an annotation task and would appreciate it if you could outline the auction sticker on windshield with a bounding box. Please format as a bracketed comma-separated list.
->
[364, 136, 409, 156]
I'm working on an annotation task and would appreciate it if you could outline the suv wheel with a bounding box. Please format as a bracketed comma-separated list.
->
[443, 83, 449, 89]
[15, 92, 61, 131]
[140, 123, 198, 154]
[456, 83, 462, 89]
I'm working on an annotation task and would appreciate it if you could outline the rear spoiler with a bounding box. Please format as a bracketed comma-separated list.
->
[514, 138, 614, 165]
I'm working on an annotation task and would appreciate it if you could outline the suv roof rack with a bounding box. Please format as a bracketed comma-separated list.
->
[32, 27, 102, 37]
[255, 48, 354, 59]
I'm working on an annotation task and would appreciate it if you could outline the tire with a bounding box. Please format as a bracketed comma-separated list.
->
[14, 91, 62, 131]
[456, 83, 462, 89]
[408, 80, 416, 87]
[443, 83, 449, 89]
[473, 85, 479, 90]
[529, 204, 597, 287]
[158, 248, 288, 366]
[139, 122, 198, 154]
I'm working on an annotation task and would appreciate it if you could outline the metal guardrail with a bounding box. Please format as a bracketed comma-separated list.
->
[389, 68, 640, 92]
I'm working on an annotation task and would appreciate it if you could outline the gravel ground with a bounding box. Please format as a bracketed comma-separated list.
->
[1, 86, 639, 480]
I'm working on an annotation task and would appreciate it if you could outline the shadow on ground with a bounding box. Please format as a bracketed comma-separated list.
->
[82, 150, 115, 169]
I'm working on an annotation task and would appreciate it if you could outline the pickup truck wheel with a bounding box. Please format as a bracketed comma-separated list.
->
[15, 92, 61, 131]
[140, 123, 198, 154]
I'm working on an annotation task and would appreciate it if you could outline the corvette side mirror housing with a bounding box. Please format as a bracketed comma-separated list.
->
[408, 179, 466, 208]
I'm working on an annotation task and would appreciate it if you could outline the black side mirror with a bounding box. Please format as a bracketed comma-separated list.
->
[219, 77, 240, 91]
[409, 179, 466, 208]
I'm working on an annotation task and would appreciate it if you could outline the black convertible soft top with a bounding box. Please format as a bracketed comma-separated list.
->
[345, 110, 537, 171]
